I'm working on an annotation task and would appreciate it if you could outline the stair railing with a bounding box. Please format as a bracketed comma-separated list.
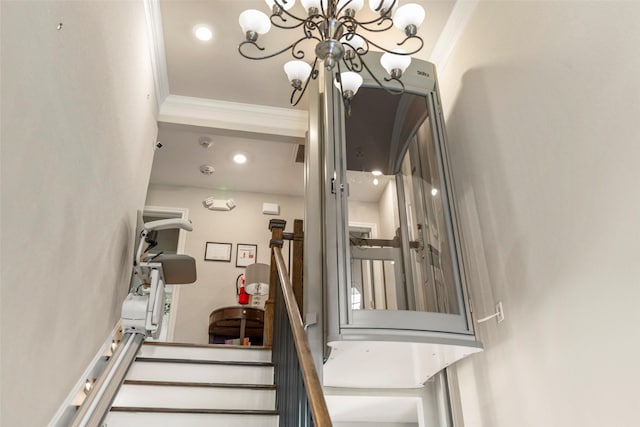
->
[267, 219, 332, 427]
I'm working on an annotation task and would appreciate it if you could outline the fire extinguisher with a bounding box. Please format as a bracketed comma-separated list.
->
[236, 273, 249, 305]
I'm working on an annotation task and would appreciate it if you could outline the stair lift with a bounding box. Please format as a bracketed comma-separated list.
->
[122, 218, 197, 338]
[70, 218, 197, 427]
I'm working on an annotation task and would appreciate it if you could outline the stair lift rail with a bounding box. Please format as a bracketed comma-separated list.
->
[69, 218, 196, 426]
[69, 332, 145, 427]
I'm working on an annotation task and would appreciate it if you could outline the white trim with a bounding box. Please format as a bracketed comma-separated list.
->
[143, 0, 170, 108]
[143, 206, 189, 342]
[349, 221, 379, 239]
[429, 0, 480, 72]
[48, 323, 122, 427]
[159, 94, 309, 138]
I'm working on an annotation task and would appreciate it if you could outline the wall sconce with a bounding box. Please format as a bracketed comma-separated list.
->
[203, 197, 236, 211]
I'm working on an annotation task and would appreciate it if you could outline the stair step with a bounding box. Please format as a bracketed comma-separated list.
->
[106, 409, 278, 427]
[112, 383, 275, 410]
[127, 358, 274, 385]
[135, 356, 272, 366]
[141, 342, 271, 363]
[123, 379, 276, 390]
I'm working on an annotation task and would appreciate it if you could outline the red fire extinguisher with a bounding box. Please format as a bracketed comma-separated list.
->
[236, 273, 249, 305]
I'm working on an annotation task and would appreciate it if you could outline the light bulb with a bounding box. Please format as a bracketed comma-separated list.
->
[393, 3, 425, 36]
[284, 60, 312, 89]
[373, 178, 379, 186]
[239, 9, 271, 36]
[334, 71, 363, 97]
[380, 49, 411, 78]
[371, 170, 382, 176]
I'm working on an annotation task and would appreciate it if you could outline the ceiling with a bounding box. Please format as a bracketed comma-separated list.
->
[149, 0, 457, 201]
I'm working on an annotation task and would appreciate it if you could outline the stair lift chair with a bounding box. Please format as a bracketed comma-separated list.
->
[122, 218, 197, 339]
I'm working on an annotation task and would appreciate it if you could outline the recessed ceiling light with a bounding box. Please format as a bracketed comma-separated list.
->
[371, 170, 382, 176]
[431, 188, 438, 196]
[233, 153, 247, 164]
[373, 178, 379, 186]
[193, 25, 213, 42]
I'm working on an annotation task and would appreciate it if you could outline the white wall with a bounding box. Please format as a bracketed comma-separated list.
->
[146, 185, 383, 344]
[145, 185, 303, 343]
[0, 2, 157, 426]
[439, 2, 640, 426]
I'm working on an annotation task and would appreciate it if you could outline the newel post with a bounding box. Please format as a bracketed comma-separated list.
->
[264, 219, 286, 347]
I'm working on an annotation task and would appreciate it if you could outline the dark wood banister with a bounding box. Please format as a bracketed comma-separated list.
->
[272, 245, 332, 427]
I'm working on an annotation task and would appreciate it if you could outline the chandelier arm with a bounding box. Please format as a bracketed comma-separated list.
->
[271, 1, 310, 27]
[271, 14, 308, 30]
[396, 34, 424, 51]
[383, 75, 406, 93]
[351, 16, 394, 31]
[335, 0, 355, 16]
[239, 35, 320, 61]
[290, 59, 320, 106]
[371, 0, 398, 14]
[357, 33, 422, 56]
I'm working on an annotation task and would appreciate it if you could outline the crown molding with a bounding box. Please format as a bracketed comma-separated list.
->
[158, 95, 309, 139]
[430, 0, 480, 72]
[143, 0, 170, 108]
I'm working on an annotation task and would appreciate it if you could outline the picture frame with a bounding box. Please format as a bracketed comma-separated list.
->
[204, 242, 232, 262]
[236, 243, 258, 267]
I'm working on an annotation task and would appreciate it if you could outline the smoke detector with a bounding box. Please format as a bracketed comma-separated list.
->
[198, 136, 213, 148]
[199, 164, 215, 175]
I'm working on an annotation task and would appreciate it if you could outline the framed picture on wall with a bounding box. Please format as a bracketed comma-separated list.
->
[204, 242, 232, 262]
[236, 244, 257, 267]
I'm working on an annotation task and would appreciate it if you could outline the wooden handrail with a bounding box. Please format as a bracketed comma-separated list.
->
[273, 246, 332, 427]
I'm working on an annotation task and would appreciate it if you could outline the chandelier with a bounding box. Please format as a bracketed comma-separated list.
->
[238, 0, 426, 112]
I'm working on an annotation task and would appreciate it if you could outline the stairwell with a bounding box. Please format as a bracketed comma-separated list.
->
[103, 342, 278, 427]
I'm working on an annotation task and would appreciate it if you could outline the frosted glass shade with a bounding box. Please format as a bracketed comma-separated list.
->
[284, 60, 312, 84]
[301, 0, 328, 13]
[334, 71, 364, 95]
[265, 0, 296, 10]
[380, 50, 412, 74]
[393, 3, 425, 30]
[369, 0, 395, 13]
[338, 0, 364, 13]
[340, 34, 365, 53]
[239, 9, 271, 34]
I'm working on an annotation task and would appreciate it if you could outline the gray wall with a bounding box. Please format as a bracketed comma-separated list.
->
[1, 2, 156, 425]
[439, 2, 640, 426]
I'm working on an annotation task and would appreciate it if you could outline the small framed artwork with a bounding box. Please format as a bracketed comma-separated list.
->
[204, 242, 232, 262]
[236, 243, 258, 267]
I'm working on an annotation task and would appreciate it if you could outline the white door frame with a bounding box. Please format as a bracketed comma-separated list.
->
[143, 205, 189, 342]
